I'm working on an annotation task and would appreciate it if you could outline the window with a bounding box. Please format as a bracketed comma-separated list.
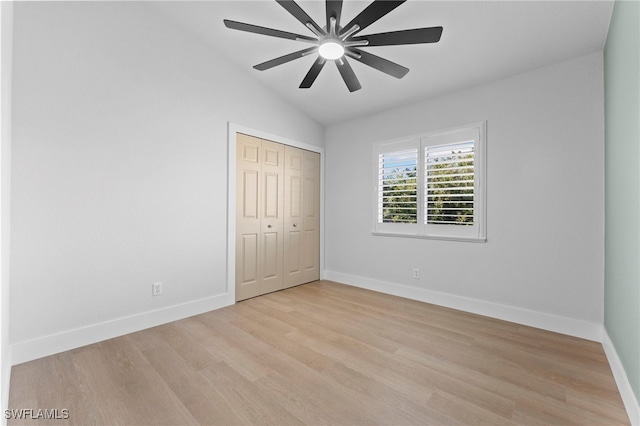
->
[373, 122, 486, 242]
[378, 146, 418, 224]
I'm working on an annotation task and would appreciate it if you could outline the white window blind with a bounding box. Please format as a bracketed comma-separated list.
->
[378, 148, 418, 224]
[425, 140, 475, 226]
[373, 122, 486, 242]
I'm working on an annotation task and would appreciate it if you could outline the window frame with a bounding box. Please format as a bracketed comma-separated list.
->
[372, 122, 487, 242]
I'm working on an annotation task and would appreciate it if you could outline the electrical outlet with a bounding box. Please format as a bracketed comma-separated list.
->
[413, 269, 420, 279]
[152, 282, 163, 296]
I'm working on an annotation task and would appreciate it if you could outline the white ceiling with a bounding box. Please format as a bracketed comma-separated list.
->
[147, 1, 613, 126]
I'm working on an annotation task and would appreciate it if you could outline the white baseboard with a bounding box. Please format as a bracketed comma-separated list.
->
[11, 293, 234, 366]
[602, 329, 640, 426]
[324, 270, 603, 342]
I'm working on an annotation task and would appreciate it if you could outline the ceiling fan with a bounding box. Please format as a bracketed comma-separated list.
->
[223, 0, 443, 92]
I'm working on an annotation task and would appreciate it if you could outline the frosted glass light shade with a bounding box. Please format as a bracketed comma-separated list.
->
[318, 41, 344, 60]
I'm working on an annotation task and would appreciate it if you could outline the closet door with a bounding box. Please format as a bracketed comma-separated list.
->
[283, 146, 305, 288]
[236, 134, 262, 301]
[303, 150, 321, 283]
[259, 140, 285, 294]
[236, 133, 319, 301]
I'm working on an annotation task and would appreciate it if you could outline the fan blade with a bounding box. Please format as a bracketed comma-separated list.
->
[223, 19, 317, 42]
[336, 58, 362, 92]
[326, 0, 343, 32]
[254, 47, 317, 71]
[352, 27, 443, 46]
[340, 0, 405, 36]
[300, 57, 326, 88]
[347, 48, 408, 79]
[276, 0, 325, 36]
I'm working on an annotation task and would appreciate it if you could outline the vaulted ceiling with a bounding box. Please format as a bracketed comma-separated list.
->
[147, 1, 613, 126]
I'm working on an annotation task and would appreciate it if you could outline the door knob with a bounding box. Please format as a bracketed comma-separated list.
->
[293, 223, 297, 227]
[267, 224, 272, 228]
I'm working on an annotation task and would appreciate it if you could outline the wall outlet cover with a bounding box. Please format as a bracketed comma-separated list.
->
[152, 282, 163, 296]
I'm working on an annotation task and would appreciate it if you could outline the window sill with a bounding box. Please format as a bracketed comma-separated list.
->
[371, 231, 487, 243]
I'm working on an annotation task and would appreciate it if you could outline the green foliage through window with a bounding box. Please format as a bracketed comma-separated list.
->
[425, 141, 474, 226]
[378, 149, 418, 223]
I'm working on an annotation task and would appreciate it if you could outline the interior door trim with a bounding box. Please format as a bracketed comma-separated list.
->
[227, 122, 325, 303]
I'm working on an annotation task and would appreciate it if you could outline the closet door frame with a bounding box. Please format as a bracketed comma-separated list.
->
[227, 122, 324, 303]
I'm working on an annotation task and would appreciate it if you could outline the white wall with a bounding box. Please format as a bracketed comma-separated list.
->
[325, 53, 605, 339]
[1, 1, 13, 418]
[10, 2, 323, 362]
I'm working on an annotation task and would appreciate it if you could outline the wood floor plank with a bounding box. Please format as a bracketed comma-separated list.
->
[143, 323, 221, 372]
[8, 351, 99, 425]
[225, 309, 337, 374]
[70, 337, 199, 425]
[426, 390, 515, 425]
[8, 280, 630, 425]
[565, 388, 630, 424]
[283, 328, 443, 407]
[139, 344, 245, 425]
[199, 362, 304, 425]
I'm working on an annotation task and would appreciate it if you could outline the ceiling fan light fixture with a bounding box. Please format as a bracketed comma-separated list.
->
[318, 40, 345, 60]
[224, 0, 444, 91]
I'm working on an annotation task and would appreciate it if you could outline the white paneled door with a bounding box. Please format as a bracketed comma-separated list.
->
[236, 134, 320, 301]
[303, 150, 320, 284]
[284, 145, 305, 289]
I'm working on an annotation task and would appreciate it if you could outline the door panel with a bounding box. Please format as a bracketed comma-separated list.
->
[242, 144, 260, 163]
[242, 170, 259, 219]
[259, 140, 284, 293]
[304, 230, 316, 269]
[263, 172, 280, 218]
[289, 177, 302, 217]
[262, 232, 279, 278]
[240, 233, 258, 284]
[284, 146, 305, 288]
[261, 231, 282, 293]
[303, 151, 320, 283]
[304, 177, 316, 219]
[287, 230, 301, 273]
[263, 145, 281, 166]
[236, 134, 262, 301]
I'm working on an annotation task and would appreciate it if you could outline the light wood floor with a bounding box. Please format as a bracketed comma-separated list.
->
[9, 280, 629, 425]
